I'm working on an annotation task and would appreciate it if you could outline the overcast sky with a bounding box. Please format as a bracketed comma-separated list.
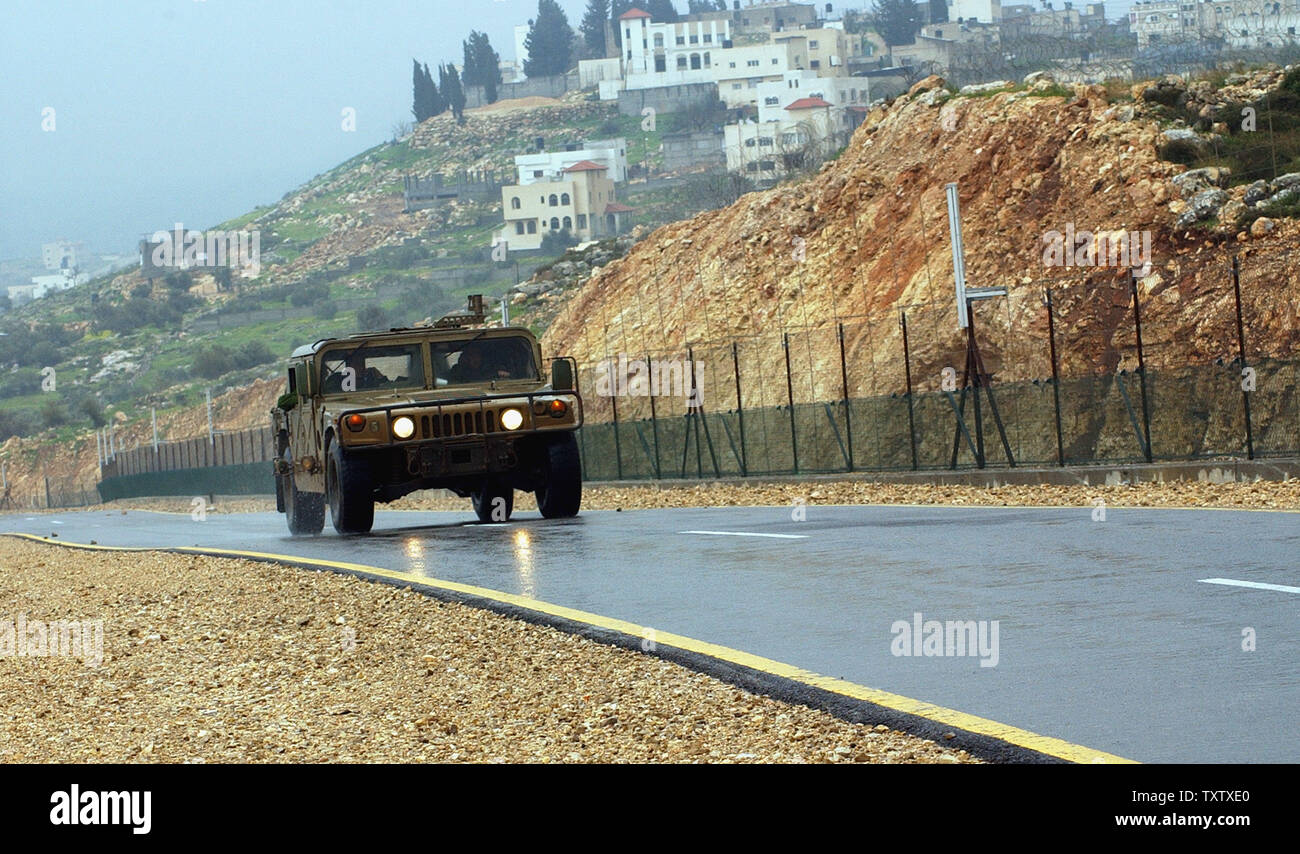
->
[0, 0, 1135, 261]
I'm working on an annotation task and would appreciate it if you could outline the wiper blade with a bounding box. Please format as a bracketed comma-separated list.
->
[321, 338, 376, 387]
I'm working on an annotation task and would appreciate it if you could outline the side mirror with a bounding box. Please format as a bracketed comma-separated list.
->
[551, 357, 576, 392]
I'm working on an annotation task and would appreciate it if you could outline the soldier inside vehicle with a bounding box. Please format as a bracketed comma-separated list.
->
[320, 343, 425, 393]
[437, 338, 538, 386]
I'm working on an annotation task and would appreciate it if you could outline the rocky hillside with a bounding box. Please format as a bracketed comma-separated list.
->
[540, 69, 1300, 417]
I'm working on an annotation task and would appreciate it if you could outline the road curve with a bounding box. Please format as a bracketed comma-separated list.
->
[2, 503, 1296, 763]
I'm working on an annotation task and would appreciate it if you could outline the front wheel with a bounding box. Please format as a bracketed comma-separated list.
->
[327, 440, 375, 534]
[472, 481, 514, 523]
[535, 434, 582, 519]
[283, 466, 325, 536]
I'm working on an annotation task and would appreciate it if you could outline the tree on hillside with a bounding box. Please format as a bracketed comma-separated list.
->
[580, 0, 611, 58]
[872, 0, 922, 47]
[439, 64, 467, 123]
[412, 59, 432, 122]
[426, 63, 445, 116]
[412, 60, 442, 122]
[523, 0, 575, 77]
[462, 31, 502, 104]
[643, 0, 680, 22]
[610, 0, 633, 49]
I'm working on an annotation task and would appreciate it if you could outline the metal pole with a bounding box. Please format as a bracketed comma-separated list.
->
[901, 311, 919, 471]
[1131, 274, 1154, 463]
[1045, 289, 1066, 467]
[1232, 256, 1255, 460]
[95, 430, 103, 467]
[647, 353, 662, 479]
[732, 341, 748, 477]
[689, 346, 719, 478]
[783, 332, 798, 474]
[967, 302, 986, 469]
[206, 389, 215, 451]
[610, 393, 623, 480]
[838, 323, 854, 471]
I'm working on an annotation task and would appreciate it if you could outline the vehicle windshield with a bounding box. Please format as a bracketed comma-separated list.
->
[433, 336, 538, 387]
[320, 343, 425, 393]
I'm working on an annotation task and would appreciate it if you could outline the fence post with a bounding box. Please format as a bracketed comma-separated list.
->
[647, 352, 662, 479]
[901, 311, 919, 471]
[838, 322, 854, 472]
[732, 341, 747, 477]
[610, 390, 623, 481]
[1231, 256, 1255, 460]
[1131, 273, 1154, 463]
[1045, 288, 1066, 467]
[783, 332, 798, 474]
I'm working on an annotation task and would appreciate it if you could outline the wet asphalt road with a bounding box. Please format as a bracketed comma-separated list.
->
[2, 504, 1297, 763]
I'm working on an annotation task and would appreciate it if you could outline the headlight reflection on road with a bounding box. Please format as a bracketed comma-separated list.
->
[513, 528, 535, 598]
[404, 537, 427, 574]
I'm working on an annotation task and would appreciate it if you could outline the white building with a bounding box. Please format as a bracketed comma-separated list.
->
[601, 7, 802, 107]
[1131, 0, 1300, 50]
[753, 70, 874, 123]
[725, 94, 853, 181]
[498, 161, 632, 252]
[620, 7, 732, 76]
[9, 269, 84, 303]
[42, 240, 84, 272]
[513, 24, 530, 81]
[948, 0, 1002, 22]
[514, 138, 630, 186]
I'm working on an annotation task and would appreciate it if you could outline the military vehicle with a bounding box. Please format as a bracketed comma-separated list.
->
[271, 296, 583, 535]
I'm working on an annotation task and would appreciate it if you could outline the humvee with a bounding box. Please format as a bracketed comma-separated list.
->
[270, 296, 583, 535]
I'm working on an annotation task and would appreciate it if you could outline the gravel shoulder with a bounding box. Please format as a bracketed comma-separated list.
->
[0, 538, 977, 764]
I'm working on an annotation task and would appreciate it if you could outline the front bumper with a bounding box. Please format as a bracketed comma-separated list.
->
[336, 391, 582, 480]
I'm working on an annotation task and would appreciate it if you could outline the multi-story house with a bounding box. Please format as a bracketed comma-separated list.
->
[513, 139, 630, 186]
[498, 161, 632, 253]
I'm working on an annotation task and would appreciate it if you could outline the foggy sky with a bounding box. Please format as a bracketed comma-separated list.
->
[0, 0, 1134, 261]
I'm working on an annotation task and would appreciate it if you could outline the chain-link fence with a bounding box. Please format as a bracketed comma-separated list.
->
[35, 249, 1296, 501]
[576, 249, 1300, 480]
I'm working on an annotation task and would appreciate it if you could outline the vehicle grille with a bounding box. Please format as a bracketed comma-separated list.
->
[418, 408, 498, 439]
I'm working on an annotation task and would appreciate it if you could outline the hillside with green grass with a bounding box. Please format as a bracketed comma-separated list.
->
[0, 94, 739, 445]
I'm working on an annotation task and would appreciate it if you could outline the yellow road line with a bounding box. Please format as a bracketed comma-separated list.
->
[0, 532, 1135, 764]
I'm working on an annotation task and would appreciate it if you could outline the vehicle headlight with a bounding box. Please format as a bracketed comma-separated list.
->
[392, 416, 415, 439]
[500, 408, 524, 431]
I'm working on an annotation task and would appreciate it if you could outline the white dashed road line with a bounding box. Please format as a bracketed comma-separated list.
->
[679, 530, 809, 539]
[1198, 578, 1300, 595]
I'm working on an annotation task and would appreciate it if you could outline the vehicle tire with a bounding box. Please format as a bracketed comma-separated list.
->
[275, 431, 289, 513]
[472, 481, 514, 522]
[535, 434, 582, 519]
[327, 439, 375, 535]
[283, 464, 325, 536]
